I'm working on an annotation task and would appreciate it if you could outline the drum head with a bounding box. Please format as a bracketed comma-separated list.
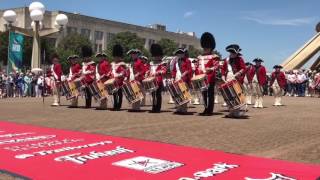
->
[145, 77, 155, 81]
[105, 78, 115, 84]
[192, 74, 206, 81]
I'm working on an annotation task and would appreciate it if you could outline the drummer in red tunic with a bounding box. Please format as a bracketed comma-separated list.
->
[171, 48, 193, 114]
[96, 53, 112, 110]
[248, 58, 267, 108]
[127, 49, 146, 111]
[68, 55, 82, 108]
[270, 65, 286, 106]
[221, 44, 247, 118]
[199, 32, 220, 116]
[81, 46, 96, 109]
[148, 44, 167, 113]
[112, 44, 129, 111]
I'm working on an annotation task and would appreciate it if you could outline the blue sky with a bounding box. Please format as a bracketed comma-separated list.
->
[1, 0, 319, 69]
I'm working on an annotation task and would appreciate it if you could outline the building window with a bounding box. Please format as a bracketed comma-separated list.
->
[94, 31, 103, 41]
[94, 43, 103, 53]
[67, 27, 78, 34]
[107, 33, 115, 44]
[80, 28, 91, 39]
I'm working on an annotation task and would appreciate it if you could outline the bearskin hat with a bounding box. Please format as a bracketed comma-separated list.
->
[150, 44, 163, 57]
[200, 32, 216, 50]
[112, 44, 123, 57]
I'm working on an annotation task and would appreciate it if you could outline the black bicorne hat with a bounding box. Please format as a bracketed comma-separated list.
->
[174, 48, 187, 55]
[150, 44, 163, 57]
[226, 44, 241, 54]
[253, 58, 264, 63]
[245, 62, 252, 66]
[273, 65, 283, 69]
[127, 49, 141, 55]
[112, 44, 124, 57]
[81, 45, 93, 58]
[140, 55, 148, 61]
[67, 55, 74, 61]
[95, 53, 102, 58]
[200, 32, 216, 50]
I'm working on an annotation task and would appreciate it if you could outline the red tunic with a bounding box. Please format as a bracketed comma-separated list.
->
[144, 63, 150, 77]
[82, 62, 95, 84]
[205, 56, 220, 84]
[52, 63, 62, 82]
[114, 62, 129, 86]
[222, 56, 246, 84]
[148, 63, 167, 86]
[271, 71, 286, 89]
[69, 63, 82, 81]
[133, 58, 147, 82]
[248, 65, 267, 86]
[97, 60, 112, 79]
[171, 57, 193, 85]
[244, 65, 253, 83]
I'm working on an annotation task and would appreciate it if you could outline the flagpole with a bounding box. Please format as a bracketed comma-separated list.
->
[6, 31, 11, 74]
[42, 48, 45, 104]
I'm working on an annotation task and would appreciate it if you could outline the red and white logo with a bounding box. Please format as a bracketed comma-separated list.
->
[112, 156, 183, 174]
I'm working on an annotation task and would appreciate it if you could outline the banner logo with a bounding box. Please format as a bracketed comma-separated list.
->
[112, 156, 183, 174]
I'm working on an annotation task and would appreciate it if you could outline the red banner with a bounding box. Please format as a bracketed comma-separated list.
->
[0, 121, 319, 180]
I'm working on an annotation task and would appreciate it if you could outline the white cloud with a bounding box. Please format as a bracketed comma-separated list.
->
[183, 11, 195, 18]
[240, 9, 317, 26]
[242, 16, 316, 26]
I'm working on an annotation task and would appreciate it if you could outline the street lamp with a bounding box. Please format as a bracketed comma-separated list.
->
[2, 1, 68, 72]
[3, 10, 17, 24]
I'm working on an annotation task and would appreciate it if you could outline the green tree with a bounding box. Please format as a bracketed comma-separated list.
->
[187, 45, 202, 58]
[105, 31, 149, 63]
[56, 33, 92, 73]
[157, 38, 178, 56]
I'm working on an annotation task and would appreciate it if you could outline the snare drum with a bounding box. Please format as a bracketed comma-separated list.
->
[88, 80, 108, 102]
[122, 80, 144, 104]
[142, 77, 158, 92]
[191, 74, 207, 91]
[167, 79, 192, 106]
[219, 79, 246, 110]
[69, 78, 85, 98]
[61, 80, 73, 100]
[104, 78, 119, 95]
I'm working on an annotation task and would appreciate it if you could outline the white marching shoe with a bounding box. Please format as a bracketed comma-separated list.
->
[214, 95, 219, 104]
[246, 96, 252, 105]
[253, 98, 259, 108]
[51, 95, 60, 106]
[258, 97, 264, 108]
[168, 96, 175, 104]
[192, 98, 200, 105]
[273, 97, 283, 106]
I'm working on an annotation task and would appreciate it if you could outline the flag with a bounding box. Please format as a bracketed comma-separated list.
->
[7, 32, 24, 73]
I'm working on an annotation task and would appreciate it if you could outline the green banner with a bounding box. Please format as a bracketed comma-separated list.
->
[7, 31, 24, 73]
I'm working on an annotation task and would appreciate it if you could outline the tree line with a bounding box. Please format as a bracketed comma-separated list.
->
[0, 31, 221, 73]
